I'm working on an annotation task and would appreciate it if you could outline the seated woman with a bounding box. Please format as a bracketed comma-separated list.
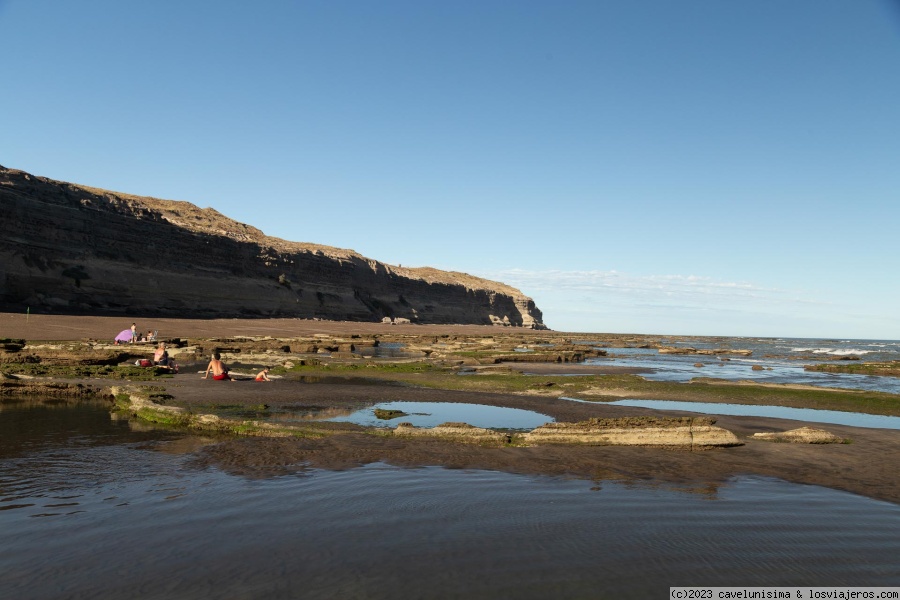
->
[152, 343, 178, 373]
[153, 343, 168, 365]
[203, 352, 232, 381]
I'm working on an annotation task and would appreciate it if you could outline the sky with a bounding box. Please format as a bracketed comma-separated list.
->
[2, 1, 899, 339]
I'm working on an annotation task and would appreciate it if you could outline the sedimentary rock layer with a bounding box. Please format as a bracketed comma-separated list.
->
[522, 416, 743, 448]
[0, 165, 544, 327]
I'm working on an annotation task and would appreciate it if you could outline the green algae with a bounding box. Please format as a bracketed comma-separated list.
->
[374, 408, 408, 420]
[1, 363, 169, 380]
[805, 362, 900, 377]
[135, 407, 190, 427]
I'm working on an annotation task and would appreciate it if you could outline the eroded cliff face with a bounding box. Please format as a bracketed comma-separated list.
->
[0, 166, 545, 328]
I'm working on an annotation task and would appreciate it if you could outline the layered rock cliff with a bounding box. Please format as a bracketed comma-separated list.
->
[0, 165, 545, 328]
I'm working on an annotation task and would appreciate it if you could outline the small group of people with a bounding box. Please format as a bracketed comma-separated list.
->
[202, 352, 271, 382]
[114, 323, 138, 345]
[114, 323, 155, 344]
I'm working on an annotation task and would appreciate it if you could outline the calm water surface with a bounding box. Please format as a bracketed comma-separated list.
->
[326, 401, 553, 429]
[2, 401, 899, 599]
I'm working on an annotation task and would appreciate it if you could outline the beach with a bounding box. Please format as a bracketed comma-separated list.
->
[3, 312, 900, 504]
[4, 313, 900, 596]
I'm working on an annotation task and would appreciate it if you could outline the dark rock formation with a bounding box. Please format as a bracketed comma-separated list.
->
[0, 166, 545, 327]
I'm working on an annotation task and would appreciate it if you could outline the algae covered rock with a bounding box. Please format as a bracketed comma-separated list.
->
[393, 421, 509, 444]
[374, 408, 408, 420]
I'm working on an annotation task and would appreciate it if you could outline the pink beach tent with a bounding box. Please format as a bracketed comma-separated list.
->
[114, 329, 133, 343]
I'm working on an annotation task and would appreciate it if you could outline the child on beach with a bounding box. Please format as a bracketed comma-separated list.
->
[203, 352, 232, 381]
[255, 367, 271, 382]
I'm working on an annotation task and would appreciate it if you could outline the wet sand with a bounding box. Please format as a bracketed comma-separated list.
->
[160, 370, 900, 504]
[5, 313, 900, 504]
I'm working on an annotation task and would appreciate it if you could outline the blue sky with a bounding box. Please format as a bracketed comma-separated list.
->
[2, 1, 899, 338]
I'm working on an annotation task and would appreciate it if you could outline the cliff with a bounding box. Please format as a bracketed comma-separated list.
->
[0, 165, 545, 328]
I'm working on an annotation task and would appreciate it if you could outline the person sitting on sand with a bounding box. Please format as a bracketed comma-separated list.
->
[153, 343, 165, 362]
[203, 352, 232, 381]
[255, 367, 271, 382]
[153, 343, 170, 366]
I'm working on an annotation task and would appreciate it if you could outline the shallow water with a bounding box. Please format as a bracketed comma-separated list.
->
[2, 401, 900, 598]
[214, 401, 554, 429]
[356, 342, 427, 359]
[585, 338, 900, 394]
[326, 401, 554, 430]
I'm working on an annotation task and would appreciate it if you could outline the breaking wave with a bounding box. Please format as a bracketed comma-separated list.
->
[791, 347, 875, 356]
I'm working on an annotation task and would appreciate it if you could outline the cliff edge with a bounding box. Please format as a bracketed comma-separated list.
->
[0, 165, 545, 328]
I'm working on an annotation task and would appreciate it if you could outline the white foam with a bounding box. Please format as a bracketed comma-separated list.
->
[791, 347, 873, 355]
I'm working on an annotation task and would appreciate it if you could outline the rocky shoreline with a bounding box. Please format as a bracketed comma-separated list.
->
[2, 315, 900, 504]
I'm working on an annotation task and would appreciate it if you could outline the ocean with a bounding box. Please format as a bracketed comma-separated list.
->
[581, 336, 900, 394]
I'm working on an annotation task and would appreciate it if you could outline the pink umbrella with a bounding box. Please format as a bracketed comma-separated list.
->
[114, 329, 133, 343]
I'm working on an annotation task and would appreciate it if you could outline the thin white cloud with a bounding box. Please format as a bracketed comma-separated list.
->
[470, 268, 899, 338]
[485, 268, 805, 305]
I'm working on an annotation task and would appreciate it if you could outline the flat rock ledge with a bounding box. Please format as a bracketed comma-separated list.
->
[752, 427, 846, 444]
[658, 347, 752, 356]
[522, 417, 743, 449]
[1, 374, 98, 398]
[110, 387, 743, 448]
[394, 422, 510, 444]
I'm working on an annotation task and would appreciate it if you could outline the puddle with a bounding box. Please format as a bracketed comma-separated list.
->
[589, 399, 900, 430]
[355, 343, 427, 359]
[206, 401, 553, 430]
[325, 401, 553, 430]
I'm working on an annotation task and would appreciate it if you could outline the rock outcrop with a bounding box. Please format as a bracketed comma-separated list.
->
[522, 416, 742, 448]
[0, 166, 545, 327]
[658, 347, 753, 356]
[752, 427, 845, 444]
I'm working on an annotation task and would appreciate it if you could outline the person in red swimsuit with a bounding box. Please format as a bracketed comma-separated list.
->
[255, 367, 271, 382]
[203, 352, 232, 381]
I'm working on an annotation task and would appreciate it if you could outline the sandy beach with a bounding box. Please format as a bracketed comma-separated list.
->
[0, 312, 543, 341]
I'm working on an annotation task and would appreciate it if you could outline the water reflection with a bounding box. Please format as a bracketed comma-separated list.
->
[2, 457, 899, 598]
[204, 401, 554, 430]
[3, 400, 900, 598]
[209, 404, 359, 422]
[0, 399, 163, 460]
[326, 401, 553, 430]
[355, 342, 426, 359]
